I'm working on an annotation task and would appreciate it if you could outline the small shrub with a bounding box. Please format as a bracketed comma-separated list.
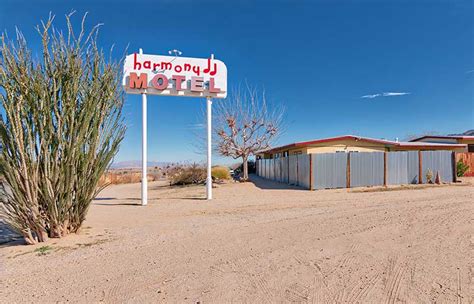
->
[426, 169, 433, 184]
[35, 245, 53, 256]
[457, 160, 469, 177]
[169, 163, 206, 185]
[212, 166, 231, 180]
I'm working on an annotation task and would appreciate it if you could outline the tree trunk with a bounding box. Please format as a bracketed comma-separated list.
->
[242, 157, 249, 181]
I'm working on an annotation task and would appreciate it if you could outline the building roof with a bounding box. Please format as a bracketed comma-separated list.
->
[409, 135, 474, 142]
[259, 135, 466, 154]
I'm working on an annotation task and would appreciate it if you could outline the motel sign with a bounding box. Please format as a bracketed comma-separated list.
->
[123, 51, 227, 205]
[123, 53, 227, 98]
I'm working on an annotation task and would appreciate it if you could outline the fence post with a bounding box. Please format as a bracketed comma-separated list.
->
[346, 152, 351, 188]
[383, 151, 387, 186]
[452, 152, 457, 182]
[309, 154, 313, 190]
[418, 150, 423, 184]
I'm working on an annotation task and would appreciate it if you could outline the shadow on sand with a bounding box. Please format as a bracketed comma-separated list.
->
[0, 220, 24, 247]
[249, 174, 307, 191]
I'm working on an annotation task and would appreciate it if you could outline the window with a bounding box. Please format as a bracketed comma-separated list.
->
[468, 144, 474, 153]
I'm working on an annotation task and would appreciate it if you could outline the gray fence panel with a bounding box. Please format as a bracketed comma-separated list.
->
[265, 159, 269, 179]
[297, 155, 311, 189]
[281, 157, 289, 183]
[277, 158, 284, 182]
[313, 153, 347, 189]
[264, 159, 268, 179]
[267, 159, 271, 179]
[288, 155, 298, 185]
[350, 152, 384, 187]
[269, 159, 274, 180]
[421, 151, 453, 183]
[387, 152, 408, 185]
[407, 151, 419, 184]
[275, 158, 281, 182]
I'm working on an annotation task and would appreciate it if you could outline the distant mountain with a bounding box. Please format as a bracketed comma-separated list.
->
[110, 160, 172, 169]
[448, 129, 474, 136]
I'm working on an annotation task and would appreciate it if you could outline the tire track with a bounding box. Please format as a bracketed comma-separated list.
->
[385, 260, 406, 304]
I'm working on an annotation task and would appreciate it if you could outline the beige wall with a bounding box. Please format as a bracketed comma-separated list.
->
[306, 144, 386, 154]
[391, 146, 466, 152]
[261, 140, 387, 158]
[258, 138, 468, 159]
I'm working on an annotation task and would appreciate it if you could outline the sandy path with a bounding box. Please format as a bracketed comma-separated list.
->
[1, 177, 473, 303]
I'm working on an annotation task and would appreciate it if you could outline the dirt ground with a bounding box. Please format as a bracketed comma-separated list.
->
[1, 176, 473, 303]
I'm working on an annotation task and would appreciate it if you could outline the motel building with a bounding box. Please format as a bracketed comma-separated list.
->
[256, 135, 467, 159]
[409, 135, 474, 153]
[255, 135, 467, 190]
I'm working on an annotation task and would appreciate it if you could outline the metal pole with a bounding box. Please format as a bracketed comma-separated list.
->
[140, 48, 148, 206]
[206, 96, 213, 200]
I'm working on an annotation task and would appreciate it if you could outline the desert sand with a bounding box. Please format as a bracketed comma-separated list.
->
[1, 176, 473, 303]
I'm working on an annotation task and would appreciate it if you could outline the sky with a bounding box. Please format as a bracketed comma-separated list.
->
[0, 0, 473, 164]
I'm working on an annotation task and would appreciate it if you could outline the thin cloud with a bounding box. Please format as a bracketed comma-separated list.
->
[361, 94, 381, 99]
[361, 92, 411, 99]
[382, 92, 410, 97]
[185, 123, 205, 130]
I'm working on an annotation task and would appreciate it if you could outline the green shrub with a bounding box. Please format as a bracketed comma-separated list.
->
[212, 166, 231, 180]
[457, 160, 469, 177]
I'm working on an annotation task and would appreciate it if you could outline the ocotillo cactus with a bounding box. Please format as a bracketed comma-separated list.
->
[0, 13, 126, 244]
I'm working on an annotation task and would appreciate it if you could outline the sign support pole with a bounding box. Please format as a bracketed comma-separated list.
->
[140, 48, 148, 206]
[206, 96, 213, 200]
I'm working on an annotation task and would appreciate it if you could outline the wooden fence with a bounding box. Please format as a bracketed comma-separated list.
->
[456, 152, 474, 177]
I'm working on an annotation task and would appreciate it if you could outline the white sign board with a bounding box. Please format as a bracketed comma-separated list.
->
[123, 53, 227, 98]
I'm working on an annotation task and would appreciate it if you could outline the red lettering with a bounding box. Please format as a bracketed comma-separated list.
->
[172, 75, 186, 91]
[192, 65, 200, 76]
[174, 65, 182, 73]
[143, 61, 151, 69]
[151, 74, 169, 90]
[129, 72, 147, 89]
[161, 62, 172, 70]
[133, 53, 141, 70]
[203, 58, 217, 76]
[153, 63, 160, 70]
[208, 78, 221, 93]
[184, 63, 192, 72]
[191, 77, 204, 92]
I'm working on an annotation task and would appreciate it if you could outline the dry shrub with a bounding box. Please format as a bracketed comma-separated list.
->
[212, 166, 231, 180]
[169, 163, 206, 185]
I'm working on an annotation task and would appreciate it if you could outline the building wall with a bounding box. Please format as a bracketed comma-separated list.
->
[259, 138, 467, 159]
[413, 137, 474, 152]
[282, 140, 387, 157]
[459, 139, 474, 152]
[415, 137, 458, 144]
[391, 146, 465, 152]
[306, 143, 386, 154]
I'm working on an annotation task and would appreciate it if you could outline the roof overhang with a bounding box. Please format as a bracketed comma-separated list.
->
[409, 135, 474, 142]
[258, 135, 467, 155]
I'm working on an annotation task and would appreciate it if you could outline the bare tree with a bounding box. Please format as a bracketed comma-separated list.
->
[214, 87, 284, 180]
